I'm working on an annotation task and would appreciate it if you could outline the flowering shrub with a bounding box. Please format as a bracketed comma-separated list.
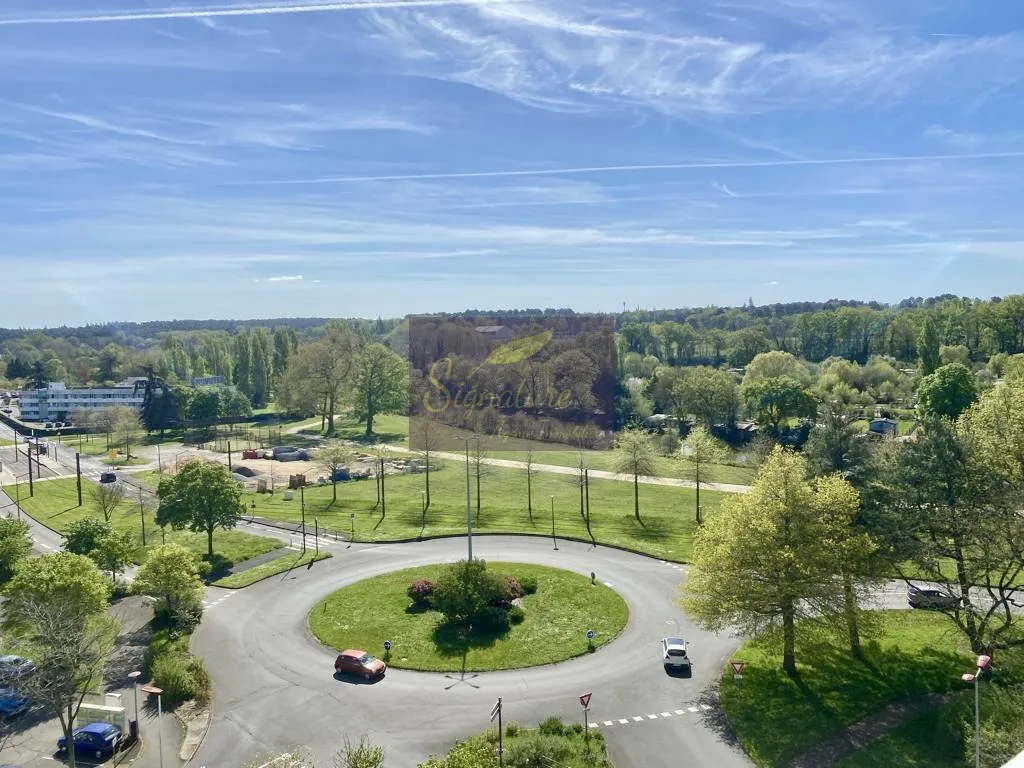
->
[407, 579, 434, 604]
[501, 576, 525, 602]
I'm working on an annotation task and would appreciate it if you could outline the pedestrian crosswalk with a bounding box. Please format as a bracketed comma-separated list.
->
[589, 704, 713, 730]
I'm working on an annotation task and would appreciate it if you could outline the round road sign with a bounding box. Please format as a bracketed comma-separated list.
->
[383, 641, 392, 651]
[586, 629, 595, 640]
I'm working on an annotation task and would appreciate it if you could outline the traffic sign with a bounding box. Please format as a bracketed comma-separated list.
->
[731, 661, 746, 679]
[489, 698, 502, 722]
[383, 641, 392, 651]
[579, 693, 592, 709]
[586, 629, 595, 640]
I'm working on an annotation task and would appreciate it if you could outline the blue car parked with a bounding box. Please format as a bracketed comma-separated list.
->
[0, 688, 28, 717]
[57, 721, 124, 760]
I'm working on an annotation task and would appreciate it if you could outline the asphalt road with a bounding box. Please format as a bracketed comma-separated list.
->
[190, 536, 755, 768]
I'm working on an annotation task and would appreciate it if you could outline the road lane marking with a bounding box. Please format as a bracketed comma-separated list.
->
[688, 706, 698, 712]
[675, 709, 685, 715]
[700, 705, 712, 710]
[660, 712, 671, 717]
[618, 719, 629, 724]
[632, 716, 644, 722]
[647, 714, 658, 720]
[603, 721, 613, 726]
[588, 723, 599, 729]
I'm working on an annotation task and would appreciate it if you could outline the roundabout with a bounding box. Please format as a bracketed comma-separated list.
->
[190, 536, 757, 768]
[307, 562, 629, 672]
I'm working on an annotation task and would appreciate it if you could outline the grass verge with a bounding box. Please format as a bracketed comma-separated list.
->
[10, 477, 281, 570]
[308, 562, 628, 672]
[431, 717, 613, 768]
[720, 610, 977, 768]
[212, 550, 332, 588]
[245, 458, 725, 561]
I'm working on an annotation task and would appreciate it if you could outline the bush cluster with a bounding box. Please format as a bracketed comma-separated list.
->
[153, 597, 204, 634]
[518, 575, 538, 595]
[508, 606, 525, 625]
[407, 579, 434, 604]
[144, 629, 211, 704]
[501, 576, 525, 602]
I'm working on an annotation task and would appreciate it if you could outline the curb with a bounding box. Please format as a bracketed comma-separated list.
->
[244, 516, 691, 565]
[210, 551, 334, 590]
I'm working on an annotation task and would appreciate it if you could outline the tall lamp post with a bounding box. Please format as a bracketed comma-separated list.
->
[962, 654, 992, 768]
[127, 670, 141, 726]
[454, 435, 478, 561]
[551, 495, 557, 550]
[139, 684, 164, 768]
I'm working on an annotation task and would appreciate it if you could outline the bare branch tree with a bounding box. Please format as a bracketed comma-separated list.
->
[4, 601, 118, 767]
[470, 439, 490, 522]
[89, 481, 125, 522]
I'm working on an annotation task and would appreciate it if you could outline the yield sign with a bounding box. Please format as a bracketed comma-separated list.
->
[579, 693, 592, 709]
[730, 661, 746, 675]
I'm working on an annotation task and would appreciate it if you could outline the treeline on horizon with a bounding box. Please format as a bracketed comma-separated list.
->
[3, 293, 1024, 393]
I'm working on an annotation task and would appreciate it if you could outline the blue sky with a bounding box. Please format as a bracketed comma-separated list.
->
[1, 0, 1023, 325]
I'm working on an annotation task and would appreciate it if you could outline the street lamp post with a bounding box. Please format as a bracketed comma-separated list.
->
[454, 435, 478, 561]
[139, 684, 164, 768]
[127, 670, 141, 724]
[962, 654, 992, 768]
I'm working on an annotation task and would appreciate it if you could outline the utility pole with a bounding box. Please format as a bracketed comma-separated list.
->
[138, 484, 147, 546]
[300, 484, 306, 554]
[585, 469, 593, 542]
[27, 445, 33, 497]
[454, 436, 477, 561]
[76, 453, 83, 507]
[227, 440, 232, 472]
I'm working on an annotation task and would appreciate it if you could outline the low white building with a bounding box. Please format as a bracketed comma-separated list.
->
[18, 381, 145, 423]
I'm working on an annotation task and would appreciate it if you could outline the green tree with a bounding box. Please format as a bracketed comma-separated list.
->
[743, 351, 810, 385]
[2, 553, 116, 768]
[0, 518, 32, 583]
[432, 559, 504, 625]
[96, 344, 123, 382]
[233, 328, 253, 400]
[350, 343, 409, 437]
[961, 374, 1024, 488]
[132, 543, 206, 621]
[156, 460, 242, 557]
[112, 405, 142, 459]
[680, 425, 728, 524]
[875, 416, 1023, 654]
[89, 531, 136, 583]
[740, 375, 814, 432]
[672, 366, 740, 427]
[272, 326, 294, 380]
[219, 386, 253, 427]
[63, 517, 113, 556]
[802, 404, 874, 486]
[250, 327, 274, 407]
[278, 325, 357, 433]
[615, 428, 656, 522]
[682, 447, 850, 675]
[917, 362, 978, 420]
[918, 313, 941, 375]
[188, 386, 221, 428]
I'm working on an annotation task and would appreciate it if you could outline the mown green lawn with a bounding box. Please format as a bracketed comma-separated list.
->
[245, 456, 726, 561]
[720, 611, 976, 768]
[10, 477, 281, 569]
[834, 705, 966, 768]
[308, 562, 628, 672]
[212, 551, 332, 588]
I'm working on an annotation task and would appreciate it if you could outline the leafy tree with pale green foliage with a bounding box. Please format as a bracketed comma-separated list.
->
[156, 459, 242, 557]
[89, 530, 137, 582]
[615, 428, 656, 522]
[740, 375, 814, 432]
[0, 518, 32, 584]
[63, 517, 112, 557]
[803, 404, 875, 487]
[2, 553, 116, 768]
[350, 343, 409, 437]
[917, 362, 978, 420]
[672, 366, 739, 427]
[318, 443, 354, 505]
[743, 351, 811, 386]
[961, 374, 1024, 488]
[89, 480, 125, 523]
[334, 737, 385, 768]
[918, 314, 941, 376]
[680, 425, 728, 524]
[132, 543, 206, 621]
[682, 447, 860, 675]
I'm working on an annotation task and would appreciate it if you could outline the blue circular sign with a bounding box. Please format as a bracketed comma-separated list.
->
[383, 641, 392, 651]
[586, 630, 595, 640]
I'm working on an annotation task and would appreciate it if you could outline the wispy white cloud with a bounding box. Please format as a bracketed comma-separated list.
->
[0, 0, 507, 26]
[360, 0, 1024, 117]
[230, 150, 1024, 186]
[265, 274, 304, 281]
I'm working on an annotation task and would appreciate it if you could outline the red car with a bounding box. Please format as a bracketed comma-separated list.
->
[334, 649, 386, 680]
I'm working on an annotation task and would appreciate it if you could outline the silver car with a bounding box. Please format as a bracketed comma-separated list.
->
[661, 637, 691, 673]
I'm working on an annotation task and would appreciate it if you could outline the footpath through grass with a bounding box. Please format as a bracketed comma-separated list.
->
[212, 550, 332, 588]
[10, 477, 281, 571]
[721, 611, 976, 768]
[308, 562, 628, 672]
[243, 457, 724, 561]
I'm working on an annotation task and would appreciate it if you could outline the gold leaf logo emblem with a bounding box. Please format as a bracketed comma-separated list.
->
[470, 329, 553, 377]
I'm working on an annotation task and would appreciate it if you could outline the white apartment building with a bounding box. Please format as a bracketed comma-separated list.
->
[18, 381, 145, 423]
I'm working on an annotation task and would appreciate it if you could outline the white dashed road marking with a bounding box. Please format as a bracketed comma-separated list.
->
[584, 704, 715, 730]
